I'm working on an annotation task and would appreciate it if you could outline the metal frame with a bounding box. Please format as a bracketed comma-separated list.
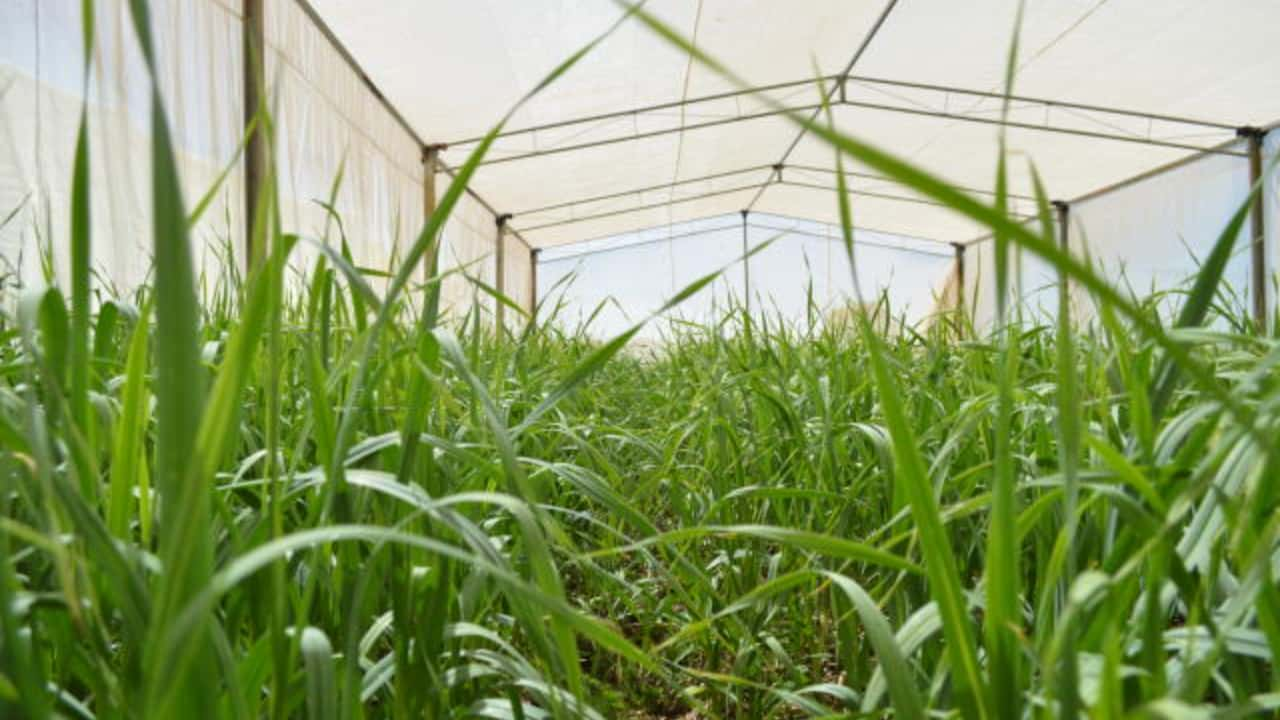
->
[1053, 200, 1071, 310]
[1242, 127, 1267, 327]
[530, 248, 540, 316]
[750, 224, 953, 259]
[740, 210, 751, 314]
[443, 57, 1241, 175]
[776, 179, 1035, 219]
[534, 211, 954, 265]
[495, 213, 511, 331]
[519, 183, 769, 233]
[507, 164, 1038, 235]
[243, 0, 265, 268]
[289, 0, 1274, 326]
[538, 217, 744, 263]
[449, 83, 1242, 170]
[511, 163, 1039, 223]
[421, 144, 443, 282]
[513, 165, 773, 217]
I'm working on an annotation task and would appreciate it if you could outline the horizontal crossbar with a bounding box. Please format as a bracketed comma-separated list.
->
[446, 75, 1243, 167]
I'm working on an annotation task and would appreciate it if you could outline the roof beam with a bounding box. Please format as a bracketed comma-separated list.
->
[538, 218, 953, 264]
[839, 98, 1243, 157]
[449, 72, 1239, 154]
[444, 74, 1242, 170]
[518, 182, 768, 233]
[748, 223, 953, 258]
[776, 179, 1035, 219]
[785, 164, 1039, 203]
[511, 170, 1032, 238]
[449, 75, 834, 147]
[510, 163, 1037, 224]
[513, 165, 773, 217]
[469, 103, 827, 167]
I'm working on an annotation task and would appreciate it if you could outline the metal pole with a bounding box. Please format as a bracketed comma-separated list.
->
[740, 210, 750, 316]
[243, 0, 265, 270]
[951, 242, 966, 313]
[495, 213, 511, 335]
[1240, 127, 1267, 329]
[421, 143, 444, 284]
[1052, 201, 1070, 250]
[530, 248, 540, 321]
[1053, 200, 1071, 319]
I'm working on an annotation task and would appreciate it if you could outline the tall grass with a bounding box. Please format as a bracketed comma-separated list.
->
[1, 1, 1278, 718]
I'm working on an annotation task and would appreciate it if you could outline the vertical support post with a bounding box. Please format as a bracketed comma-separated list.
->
[495, 213, 511, 335]
[1053, 200, 1071, 319]
[1240, 127, 1267, 329]
[243, 0, 266, 270]
[421, 144, 444, 283]
[740, 209, 750, 316]
[1052, 201, 1071, 252]
[951, 242, 966, 313]
[530, 247, 540, 321]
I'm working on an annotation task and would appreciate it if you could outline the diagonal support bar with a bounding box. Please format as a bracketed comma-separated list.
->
[748, 0, 901, 209]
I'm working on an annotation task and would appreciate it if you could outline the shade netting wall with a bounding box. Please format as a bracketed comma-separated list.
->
[503, 232, 532, 323]
[267, 0, 424, 289]
[963, 137, 1274, 330]
[1, 0, 522, 322]
[1, 0, 245, 294]
[436, 191, 497, 321]
[537, 212, 953, 340]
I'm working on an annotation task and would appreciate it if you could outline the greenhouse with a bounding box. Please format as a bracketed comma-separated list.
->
[2, 0, 1280, 717]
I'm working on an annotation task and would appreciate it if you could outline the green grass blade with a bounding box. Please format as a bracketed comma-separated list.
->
[823, 572, 926, 720]
[106, 300, 151, 539]
[302, 627, 339, 720]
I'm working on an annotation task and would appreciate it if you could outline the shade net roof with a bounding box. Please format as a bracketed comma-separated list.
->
[290, 1, 1279, 249]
